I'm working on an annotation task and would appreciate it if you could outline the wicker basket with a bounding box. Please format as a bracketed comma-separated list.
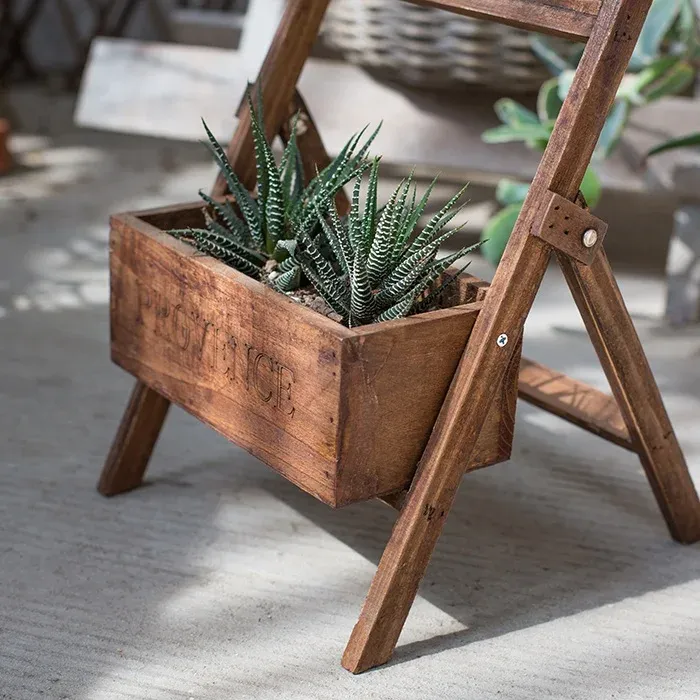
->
[321, 0, 565, 92]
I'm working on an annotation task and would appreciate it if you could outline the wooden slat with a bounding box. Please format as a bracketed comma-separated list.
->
[518, 358, 633, 450]
[403, 0, 601, 41]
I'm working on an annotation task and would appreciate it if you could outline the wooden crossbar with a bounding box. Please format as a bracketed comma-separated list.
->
[403, 0, 602, 41]
[518, 358, 633, 450]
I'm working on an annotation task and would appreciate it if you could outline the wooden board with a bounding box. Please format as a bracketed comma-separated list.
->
[518, 357, 632, 449]
[109, 202, 517, 507]
[406, 0, 600, 41]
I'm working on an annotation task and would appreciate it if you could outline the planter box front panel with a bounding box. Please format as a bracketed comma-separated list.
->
[110, 212, 347, 505]
[109, 204, 517, 507]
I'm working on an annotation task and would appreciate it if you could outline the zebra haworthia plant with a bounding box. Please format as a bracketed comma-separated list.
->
[288, 160, 479, 327]
[170, 93, 479, 328]
[169, 91, 379, 292]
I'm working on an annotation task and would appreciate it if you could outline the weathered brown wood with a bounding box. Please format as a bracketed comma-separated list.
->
[535, 191, 608, 265]
[403, 0, 600, 41]
[342, 0, 654, 674]
[518, 357, 633, 450]
[558, 250, 700, 543]
[213, 0, 332, 195]
[98, 380, 171, 496]
[108, 204, 514, 506]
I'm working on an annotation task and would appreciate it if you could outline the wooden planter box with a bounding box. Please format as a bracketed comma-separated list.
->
[109, 202, 519, 507]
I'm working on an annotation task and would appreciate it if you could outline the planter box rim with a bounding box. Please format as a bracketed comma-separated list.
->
[111, 205, 485, 342]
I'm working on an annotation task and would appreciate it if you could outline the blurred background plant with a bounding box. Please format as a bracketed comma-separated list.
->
[480, 0, 700, 265]
[647, 131, 700, 157]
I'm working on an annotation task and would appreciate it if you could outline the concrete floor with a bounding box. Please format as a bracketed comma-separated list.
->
[2, 104, 700, 699]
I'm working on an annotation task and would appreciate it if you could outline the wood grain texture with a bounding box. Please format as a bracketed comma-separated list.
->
[518, 357, 632, 450]
[558, 250, 700, 543]
[97, 381, 171, 496]
[535, 191, 608, 265]
[402, 0, 600, 41]
[342, 0, 654, 674]
[109, 205, 512, 507]
[213, 0, 332, 195]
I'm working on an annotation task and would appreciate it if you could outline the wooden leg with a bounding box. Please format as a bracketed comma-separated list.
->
[341, 443, 468, 674]
[98, 380, 171, 497]
[342, 331, 527, 674]
[559, 250, 700, 544]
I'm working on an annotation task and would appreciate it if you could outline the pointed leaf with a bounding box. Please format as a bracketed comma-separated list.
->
[494, 98, 540, 127]
[481, 203, 522, 266]
[647, 131, 700, 156]
[374, 292, 415, 324]
[530, 36, 570, 76]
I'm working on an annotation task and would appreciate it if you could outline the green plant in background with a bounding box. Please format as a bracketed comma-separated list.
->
[647, 131, 700, 156]
[480, 0, 700, 265]
[282, 161, 479, 327]
[170, 94, 379, 292]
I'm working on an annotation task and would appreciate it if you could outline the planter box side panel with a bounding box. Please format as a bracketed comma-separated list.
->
[336, 306, 520, 504]
[335, 303, 507, 505]
[109, 214, 345, 505]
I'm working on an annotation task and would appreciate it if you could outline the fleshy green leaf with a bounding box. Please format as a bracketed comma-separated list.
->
[580, 167, 603, 209]
[530, 36, 570, 76]
[494, 98, 541, 127]
[374, 292, 415, 324]
[594, 99, 631, 160]
[495, 179, 529, 207]
[350, 245, 374, 325]
[201, 119, 262, 248]
[641, 59, 695, 102]
[647, 131, 700, 156]
[482, 123, 553, 145]
[537, 77, 564, 123]
[630, 0, 683, 69]
[403, 183, 469, 261]
[271, 266, 301, 292]
[480, 203, 522, 266]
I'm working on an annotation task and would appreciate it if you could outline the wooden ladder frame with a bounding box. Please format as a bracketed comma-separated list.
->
[98, 0, 700, 674]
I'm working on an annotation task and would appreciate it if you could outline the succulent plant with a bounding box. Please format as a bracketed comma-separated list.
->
[286, 160, 480, 327]
[480, 0, 699, 265]
[169, 93, 379, 293]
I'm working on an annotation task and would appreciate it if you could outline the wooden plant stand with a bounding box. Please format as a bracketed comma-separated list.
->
[99, 0, 700, 674]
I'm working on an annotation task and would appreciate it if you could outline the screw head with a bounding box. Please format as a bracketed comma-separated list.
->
[497, 333, 508, 348]
[582, 229, 598, 248]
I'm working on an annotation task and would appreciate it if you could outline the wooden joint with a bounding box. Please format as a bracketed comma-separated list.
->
[534, 191, 608, 265]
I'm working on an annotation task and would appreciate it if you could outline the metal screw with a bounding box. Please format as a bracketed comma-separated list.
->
[497, 333, 508, 348]
[582, 229, 598, 248]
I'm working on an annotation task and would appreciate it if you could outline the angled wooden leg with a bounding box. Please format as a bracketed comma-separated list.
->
[559, 251, 700, 543]
[98, 381, 171, 496]
[342, 341, 525, 674]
